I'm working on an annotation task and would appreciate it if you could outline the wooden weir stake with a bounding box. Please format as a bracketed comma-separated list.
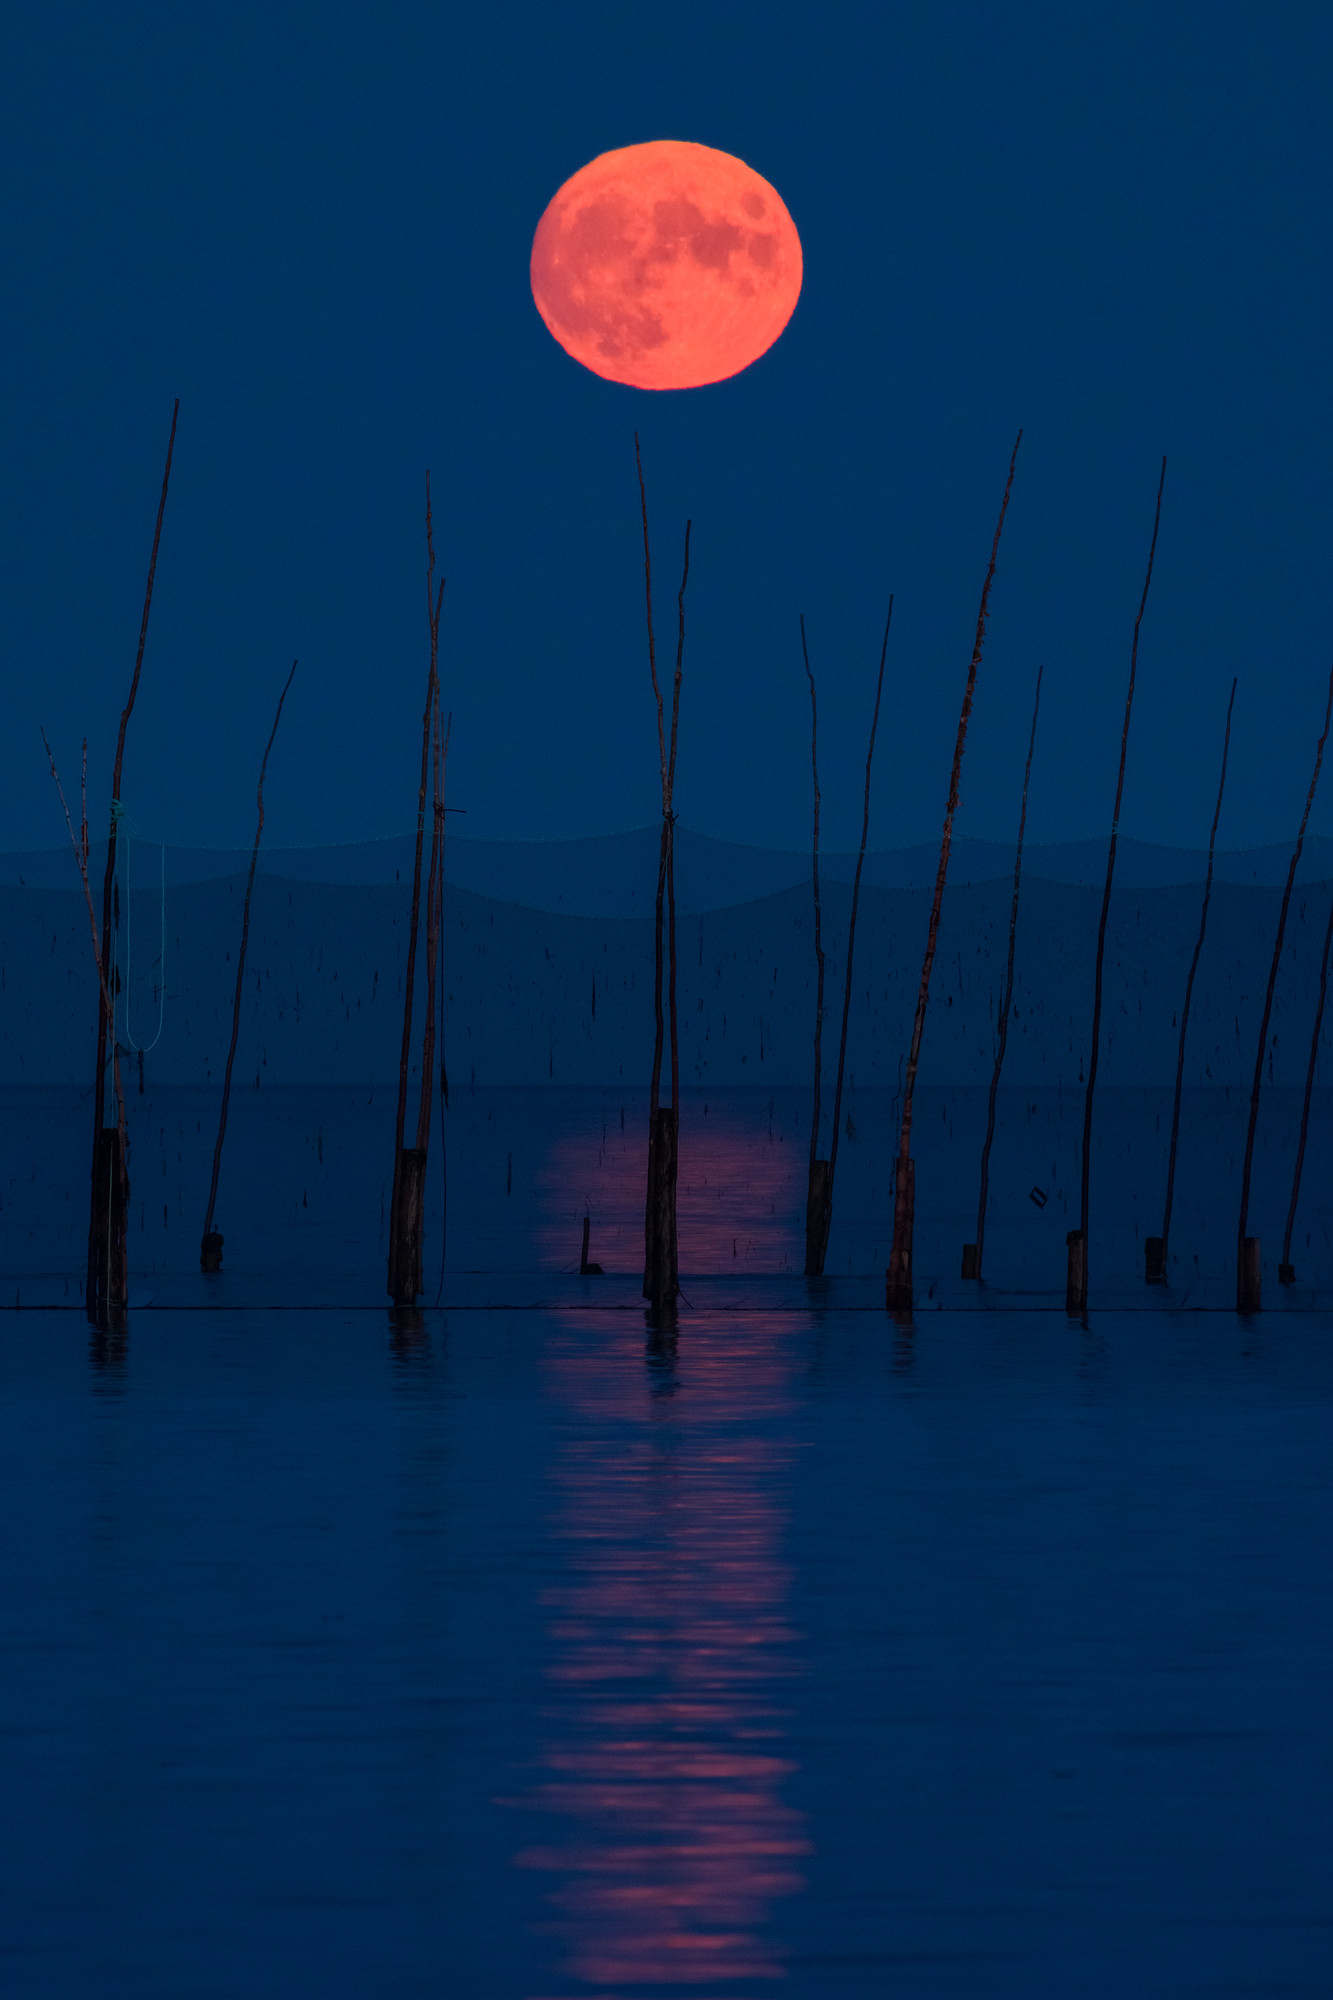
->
[804, 608, 891, 1277]
[1071, 457, 1167, 1317]
[887, 433, 1022, 1313]
[1236, 656, 1333, 1312]
[200, 660, 298, 1271]
[963, 661, 1043, 1281]
[1149, 678, 1236, 1284]
[387, 477, 446, 1306]
[85, 399, 179, 1319]
[634, 436, 690, 1313]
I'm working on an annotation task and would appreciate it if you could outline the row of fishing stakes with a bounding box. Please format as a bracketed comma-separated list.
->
[41, 406, 1333, 1319]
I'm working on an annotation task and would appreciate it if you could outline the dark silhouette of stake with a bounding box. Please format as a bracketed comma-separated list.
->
[1281, 884, 1333, 1282]
[87, 398, 179, 1319]
[887, 431, 1022, 1312]
[813, 604, 893, 1277]
[1072, 456, 1167, 1315]
[801, 617, 828, 1273]
[965, 661, 1044, 1281]
[200, 660, 298, 1271]
[1237, 657, 1333, 1308]
[635, 434, 689, 1309]
[1152, 677, 1236, 1278]
[388, 481, 445, 1304]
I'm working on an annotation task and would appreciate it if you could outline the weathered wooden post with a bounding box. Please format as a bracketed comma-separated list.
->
[803, 607, 892, 1275]
[1072, 457, 1167, 1317]
[1152, 678, 1236, 1284]
[963, 661, 1043, 1280]
[634, 436, 689, 1310]
[1237, 657, 1333, 1310]
[200, 659, 298, 1272]
[887, 434, 1022, 1312]
[84, 400, 179, 1317]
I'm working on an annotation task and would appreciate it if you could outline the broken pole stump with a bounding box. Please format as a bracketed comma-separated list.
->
[1066, 1229, 1087, 1317]
[805, 1158, 831, 1276]
[390, 1147, 427, 1307]
[1237, 1235, 1262, 1313]
[885, 1156, 914, 1312]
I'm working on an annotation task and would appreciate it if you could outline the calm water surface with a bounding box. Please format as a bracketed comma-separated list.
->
[2, 1306, 1332, 1996]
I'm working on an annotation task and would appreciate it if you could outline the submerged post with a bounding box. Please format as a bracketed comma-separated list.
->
[887, 433, 1022, 1312]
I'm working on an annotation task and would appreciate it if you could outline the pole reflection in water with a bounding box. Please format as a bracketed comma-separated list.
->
[518, 1312, 809, 1994]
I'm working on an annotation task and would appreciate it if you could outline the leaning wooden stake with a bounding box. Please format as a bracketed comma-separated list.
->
[86, 398, 179, 1319]
[1237, 657, 1333, 1310]
[1071, 456, 1167, 1316]
[1279, 882, 1333, 1286]
[1148, 677, 1236, 1281]
[388, 478, 445, 1305]
[44, 734, 132, 1310]
[200, 659, 298, 1271]
[963, 661, 1044, 1281]
[886, 433, 1022, 1312]
[801, 617, 829, 1273]
[635, 434, 690, 1310]
[811, 604, 892, 1277]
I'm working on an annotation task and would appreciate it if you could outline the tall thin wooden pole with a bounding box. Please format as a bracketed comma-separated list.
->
[1280, 884, 1333, 1281]
[887, 431, 1022, 1311]
[1072, 456, 1167, 1315]
[802, 617, 829, 1274]
[1237, 658, 1333, 1308]
[200, 659, 298, 1268]
[636, 435, 667, 1297]
[819, 603, 893, 1277]
[388, 478, 444, 1303]
[966, 661, 1043, 1280]
[1154, 677, 1236, 1274]
[87, 398, 179, 1318]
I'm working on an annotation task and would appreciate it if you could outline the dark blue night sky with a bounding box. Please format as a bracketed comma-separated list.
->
[3, 1, 1330, 858]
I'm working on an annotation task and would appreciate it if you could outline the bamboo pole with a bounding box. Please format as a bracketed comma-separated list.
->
[634, 434, 689, 1308]
[1280, 884, 1333, 1284]
[801, 616, 829, 1274]
[86, 398, 179, 1317]
[964, 660, 1044, 1281]
[200, 659, 298, 1270]
[1237, 657, 1333, 1309]
[817, 603, 893, 1278]
[1150, 677, 1236, 1279]
[887, 432, 1022, 1312]
[388, 478, 444, 1304]
[1071, 456, 1167, 1316]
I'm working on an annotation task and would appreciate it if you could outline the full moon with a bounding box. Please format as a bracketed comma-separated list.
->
[530, 140, 803, 391]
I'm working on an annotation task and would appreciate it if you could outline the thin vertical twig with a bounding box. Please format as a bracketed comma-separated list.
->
[802, 616, 826, 1190]
[889, 431, 1022, 1303]
[974, 661, 1044, 1273]
[1160, 677, 1236, 1261]
[824, 602, 893, 1265]
[1238, 657, 1333, 1258]
[88, 397, 179, 1314]
[202, 660, 298, 1252]
[667, 523, 690, 1127]
[1080, 456, 1167, 1259]
[1282, 885, 1333, 1271]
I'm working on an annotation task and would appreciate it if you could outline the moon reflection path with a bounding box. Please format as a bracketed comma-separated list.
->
[516, 1315, 809, 1992]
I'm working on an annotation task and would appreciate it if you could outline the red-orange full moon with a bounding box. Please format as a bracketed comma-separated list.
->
[530, 140, 803, 391]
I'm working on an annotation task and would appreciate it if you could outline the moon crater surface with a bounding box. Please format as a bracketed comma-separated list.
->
[530, 140, 803, 390]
